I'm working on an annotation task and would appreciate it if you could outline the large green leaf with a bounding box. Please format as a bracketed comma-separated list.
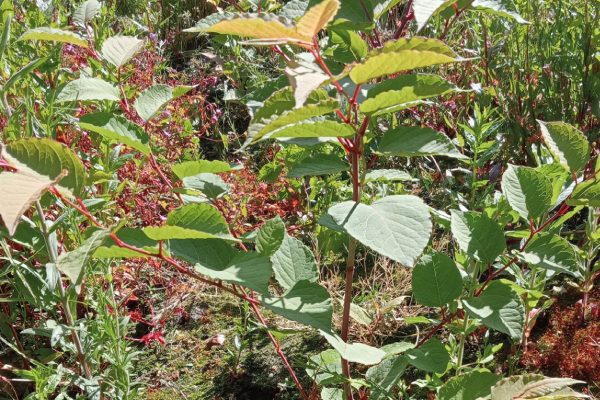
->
[73, 0, 101, 26]
[413, 0, 454, 30]
[366, 356, 409, 399]
[537, 121, 589, 174]
[246, 99, 339, 143]
[491, 375, 586, 400]
[56, 77, 120, 103]
[182, 173, 230, 199]
[78, 112, 150, 155]
[256, 217, 286, 256]
[185, 0, 339, 46]
[306, 349, 342, 385]
[56, 229, 109, 287]
[364, 169, 416, 182]
[0, 170, 55, 236]
[101, 35, 144, 68]
[349, 38, 461, 84]
[472, 0, 527, 24]
[412, 252, 462, 307]
[19, 27, 88, 47]
[272, 234, 318, 290]
[262, 280, 332, 331]
[567, 178, 600, 207]
[185, 12, 307, 45]
[171, 239, 272, 294]
[143, 203, 234, 241]
[171, 160, 233, 179]
[94, 228, 160, 258]
[288, 152, 348, 178]
[518, 233, 581, 278]
[405, 338, 450, 373]
[320, 330, 386, 365]
[4, 138, 86, 195]
[134, 84, 193, 121]
[285, 60, 329, 107]
[501, 164, 552, 221]
[360, 74, 456, 116]
[249, 121, 353, 146]
[438, 370, 500, 400]
[377, 126, 465, 159]
[463, 280, 524, 339]
[450, 210, 506, 264]
[327, 195, 431, 266]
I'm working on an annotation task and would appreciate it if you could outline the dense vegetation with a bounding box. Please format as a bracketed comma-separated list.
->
[0, 0, 599, 399]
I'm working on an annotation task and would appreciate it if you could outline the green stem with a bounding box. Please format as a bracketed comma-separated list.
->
[35, 201, 92, 380]
[456, 314, 469, 375]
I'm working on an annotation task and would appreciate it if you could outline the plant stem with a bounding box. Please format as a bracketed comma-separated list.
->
[455, 314, 469, 375]
[35, 201, 92, 380]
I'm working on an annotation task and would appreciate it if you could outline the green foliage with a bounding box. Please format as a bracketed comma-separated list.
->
[0, 0, 598, 399]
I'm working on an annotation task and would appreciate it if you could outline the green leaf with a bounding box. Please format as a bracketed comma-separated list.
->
[19, 27, 88, 47]
[251, 87, 296, 123]
[491, 374, 586, 400]
[186, 12, 305, 42]
[185, 0, 339, 45]
[450, 210, 506, 264]
[171, 239, 272, 294]
[0, 170, 55, 236]
[567, 178, 600, 207]
[518, 233, 581, 278]
[246, 99, 339, 143]
[143, 203, 234, 241]
[438, 370, 500, 400]
[295, 0, 340, 38]
[272, 235, 318, 290]
[171, 160, 233, 179]
[3, 58, 47, 94]
[330, 29, 368, 63]
[321, 388, 344, 400]
[256, 216, 286, 256]
[412, 252, 462, 307]
[285, 60, 329, 108]
[463, 280, 524, 339]
[413, 0, 454, 31]
[78, 112, 150, 155]
[364, 169, 416, 182]
[377, 126, 466, 159]
[320, 330, 386, 365]
[101, 36, 144, 68]
[182, 173, 230, 199]
[405, 338, 450, 373]
[537, 121, 589, 174]
[306, 349, 342, 385]
[94, 228, 160, 258]
[134, 84, 193, 121]
[56, 77, 120, 103]
[288, 153, 348, 178]
[262, 280, 332, 331]
[73, 0, 100, 26]
[349, 38, 461, 84]
[327, 195, 432, 265]
[366, 356, 408, 399]
[472, 0, 528, 24]
[4, 138, 86, 196]
[56, 229, 109, 287]
[501, 164, 553, 221]
[360, 74, 456, 116]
